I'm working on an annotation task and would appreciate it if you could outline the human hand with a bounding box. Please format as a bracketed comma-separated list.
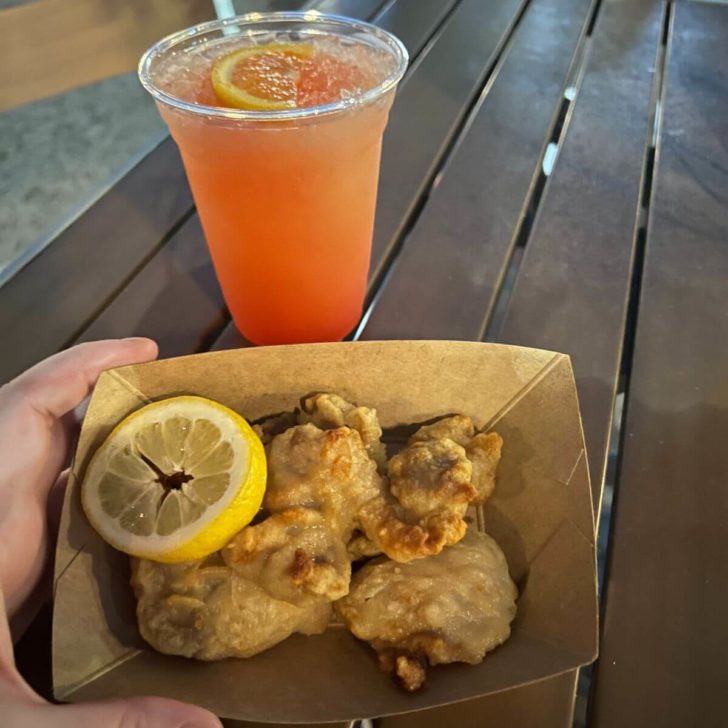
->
[0, 339, 221, 727]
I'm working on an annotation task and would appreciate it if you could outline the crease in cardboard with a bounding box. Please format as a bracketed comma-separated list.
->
[559, 450, 594, 546]
[58, 649, 143, 700]
[107, 369, 152, 406]
[54, 547, 84, 593]
[482, 353, 564, 431]
[524, 512, 593, 572]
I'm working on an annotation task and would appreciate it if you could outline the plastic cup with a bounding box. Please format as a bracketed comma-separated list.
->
[139, 13, 408, 344]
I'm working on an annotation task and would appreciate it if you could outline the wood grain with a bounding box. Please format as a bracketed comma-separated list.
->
[591, 3, 728, 725]
[498, 0, 664, 505]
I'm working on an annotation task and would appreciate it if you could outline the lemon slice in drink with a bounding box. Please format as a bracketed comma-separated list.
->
[81, 395, 266, 563]
[211, 42, 314, 110]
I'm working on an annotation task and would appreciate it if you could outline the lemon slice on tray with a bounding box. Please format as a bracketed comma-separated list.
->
[211, 42, 314, 110]
[81, 395, 266, 563]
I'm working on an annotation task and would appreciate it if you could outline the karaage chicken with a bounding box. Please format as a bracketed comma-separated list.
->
[298, 392, 387, 470]
[357, 416, 503, 562]
[336, 530, 518, 690]
[409, 415, 503, 504]
[263, 422, 384, 540]
[131, 553, 330, 660]
[223, 507, 350, 602]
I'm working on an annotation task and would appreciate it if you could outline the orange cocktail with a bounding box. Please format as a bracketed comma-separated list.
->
[139, 14, 407, 344]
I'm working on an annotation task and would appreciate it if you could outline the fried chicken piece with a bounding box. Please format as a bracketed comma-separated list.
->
[260, 411, 502, 567]
[223, 508, 350, 602]
[264, 423, 383, 540]
[356, 423, 491, 562]
[409, 416, 503, 505]
[336, 530, 518, 690]
[388, 437, 477, 518]
[131, 554, 330, 660]
[357, 495, 466, 563]
[299, 393, 387, 470]
[466, 432, 502, 504]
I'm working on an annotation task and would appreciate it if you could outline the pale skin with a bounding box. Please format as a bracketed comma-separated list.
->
[0, 339, 221, 728]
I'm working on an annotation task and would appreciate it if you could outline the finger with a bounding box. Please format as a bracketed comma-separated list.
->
[7, 339, 158, 420]
[8, 695, 222, 728]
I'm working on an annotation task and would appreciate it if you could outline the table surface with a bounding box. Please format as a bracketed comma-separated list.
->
[5, 0, 728, 726]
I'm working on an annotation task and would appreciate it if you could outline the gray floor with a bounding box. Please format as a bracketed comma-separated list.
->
[0, 72, 165, 277]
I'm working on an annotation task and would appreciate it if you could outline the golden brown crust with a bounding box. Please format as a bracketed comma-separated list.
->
[467, 431, 503, 504]
[388, 438, 477, 518]
[224, 507, 350, 602]
[336, 531, 518, 690]
[393, 655, 427, 692]
[299, 392, 387, 471]
[358, 496, 467, 563]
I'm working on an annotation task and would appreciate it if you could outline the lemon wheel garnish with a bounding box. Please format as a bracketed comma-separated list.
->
[211, 42, 314, 111]
[81, 395, 266, 563]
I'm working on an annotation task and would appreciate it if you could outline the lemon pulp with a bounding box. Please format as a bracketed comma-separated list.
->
[81, 395, 266, 563]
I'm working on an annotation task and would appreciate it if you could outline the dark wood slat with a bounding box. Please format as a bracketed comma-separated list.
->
[312, 0, 387, 18]
[372, 0, 458, 55]
[368, 0, 526, 286]
[360, 0, 593, 341]
[591, 4, 728, 726]
[75, 216, 226, 357]
[498, 0, 664, 504]
[213, 0, 526, 350]
[0, 136, 192, 384]
[379, 1, 662, 725]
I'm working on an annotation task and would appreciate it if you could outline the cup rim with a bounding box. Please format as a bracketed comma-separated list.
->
[138, 11, 409, 122]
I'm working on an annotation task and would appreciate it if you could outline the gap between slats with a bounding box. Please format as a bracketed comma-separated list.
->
[483, 0, 604, 343]
[577, 3, 673, 727]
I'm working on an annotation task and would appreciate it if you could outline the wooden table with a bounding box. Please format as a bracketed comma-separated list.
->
[5, 0, 728, 726]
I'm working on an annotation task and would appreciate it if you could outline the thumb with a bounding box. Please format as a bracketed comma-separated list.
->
[13, 695, 222, 728]
[7, 338, 159, 420]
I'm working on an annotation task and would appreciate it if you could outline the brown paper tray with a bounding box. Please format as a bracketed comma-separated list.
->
[53, 341, 598, 723]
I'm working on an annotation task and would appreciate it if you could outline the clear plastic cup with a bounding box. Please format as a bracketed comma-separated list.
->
[139, 13, 408, 344]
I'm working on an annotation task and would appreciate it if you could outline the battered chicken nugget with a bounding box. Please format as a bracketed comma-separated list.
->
[410, 415, 503, 504]
[264, 423, 383, 540]
[131, 555, 330, 660]
[336, 530, 518, 690]
[299, 393, 387, 470]
[357, 495, 467, 563]
[223, 507, 351, 602]
[409, 414, 476, 447]
[388, 437, 477, 518]
[356, 418, 502, 562]
[466, 432, 502, 504]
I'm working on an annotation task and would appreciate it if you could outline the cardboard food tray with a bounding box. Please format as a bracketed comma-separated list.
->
[53, 341, 598, 724]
